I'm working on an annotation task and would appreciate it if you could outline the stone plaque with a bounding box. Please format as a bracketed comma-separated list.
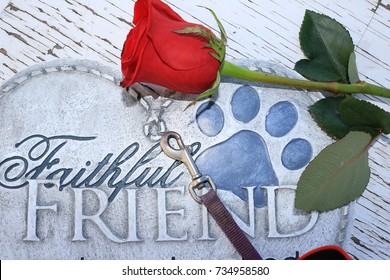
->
[0, 59, 353, 259]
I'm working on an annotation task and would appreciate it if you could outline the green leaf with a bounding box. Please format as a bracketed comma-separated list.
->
[309, 96, 389, 139]
[348, 52, 360, 84]
[340, 96, 390, 136]
[174, 26, 211, 40]
[309, 96, 350, 139]
[175, 8, 226, 64]
[294, 10, 354, 83]
[184, 72, 221, 110]
[198, 6, 227, 44]
[201, 6, 226, 62]
[295, 131, 372, 212]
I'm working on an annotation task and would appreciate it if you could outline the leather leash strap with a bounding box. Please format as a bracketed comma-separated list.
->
[200, 189, 262, 260]
[160, 131, 262, 260]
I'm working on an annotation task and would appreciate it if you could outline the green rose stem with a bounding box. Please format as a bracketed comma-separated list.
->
[220, 61, 390, 99]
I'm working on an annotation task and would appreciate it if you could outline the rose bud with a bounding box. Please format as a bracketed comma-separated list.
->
[120, 0, 224, 94]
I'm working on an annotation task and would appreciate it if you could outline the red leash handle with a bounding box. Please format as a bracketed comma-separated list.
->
[299, 245, 352, 260]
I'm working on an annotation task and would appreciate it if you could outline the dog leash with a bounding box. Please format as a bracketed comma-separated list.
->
[160, 131, 262, 260]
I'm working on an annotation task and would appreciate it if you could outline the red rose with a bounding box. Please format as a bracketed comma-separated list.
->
[120, 0, 221, 94]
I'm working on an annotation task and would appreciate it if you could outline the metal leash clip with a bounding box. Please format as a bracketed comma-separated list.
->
[160, 131, 216, 203]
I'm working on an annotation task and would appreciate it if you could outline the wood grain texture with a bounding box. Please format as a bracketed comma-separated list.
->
[0, 0, 389, 259]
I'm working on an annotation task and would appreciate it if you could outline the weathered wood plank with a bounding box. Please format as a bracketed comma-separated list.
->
[346, 134, 390, 259]
[0, 0, 133, 83]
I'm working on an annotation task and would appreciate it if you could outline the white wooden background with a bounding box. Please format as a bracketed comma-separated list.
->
[0, 0, 389, 259]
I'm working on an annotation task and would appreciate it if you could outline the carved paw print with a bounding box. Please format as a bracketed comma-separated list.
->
[195, 85, 313, 208]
